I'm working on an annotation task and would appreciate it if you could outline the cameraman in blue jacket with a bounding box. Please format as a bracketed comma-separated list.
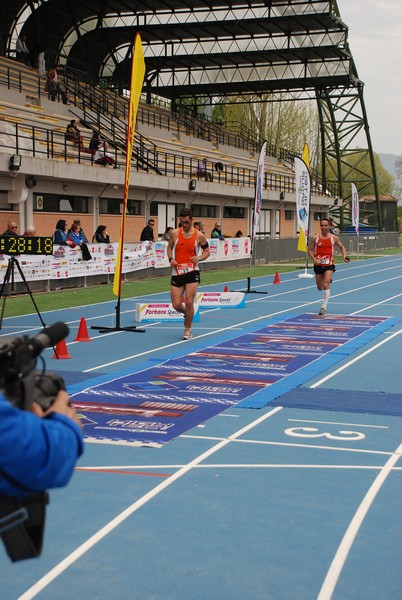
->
[0, 390, 83, 497]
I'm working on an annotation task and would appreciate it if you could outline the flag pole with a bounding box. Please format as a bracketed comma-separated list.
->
[92, 33, 146, 333]
[234, 141, 267, 294]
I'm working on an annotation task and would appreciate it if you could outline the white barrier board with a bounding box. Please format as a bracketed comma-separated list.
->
[135, 302, 200, 323]
[195, 291, 245, 308]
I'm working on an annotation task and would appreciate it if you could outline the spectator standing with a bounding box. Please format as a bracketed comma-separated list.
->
[37, 46, 46, 75]
[196, 158, 212, 181]
[45, 66, 68, 104]
[140, 219, 155, 242]
[2, 221, 19, 236]
[16, 34, 31, 65]
[92, 225, 110, 243]
[211, 222, 225, 240]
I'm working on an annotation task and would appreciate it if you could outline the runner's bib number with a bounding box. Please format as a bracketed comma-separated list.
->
[317, 255, 331, 265]
[176, 262, 195, 275]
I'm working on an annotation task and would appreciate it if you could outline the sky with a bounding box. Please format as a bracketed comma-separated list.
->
[339, 0, 402, 157]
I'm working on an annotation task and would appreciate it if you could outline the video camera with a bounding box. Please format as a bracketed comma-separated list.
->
[0, 321, 69, 411]
[0, 322, 69, 561]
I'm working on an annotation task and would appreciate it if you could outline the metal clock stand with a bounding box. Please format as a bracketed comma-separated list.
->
[0, 256, 47, 332]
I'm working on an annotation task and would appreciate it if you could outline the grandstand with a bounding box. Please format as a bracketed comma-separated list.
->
[0, 55, 334, 244]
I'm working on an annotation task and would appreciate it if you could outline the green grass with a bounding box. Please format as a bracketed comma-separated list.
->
[2, 264, 292, 318]
[3, 246, 401, 318]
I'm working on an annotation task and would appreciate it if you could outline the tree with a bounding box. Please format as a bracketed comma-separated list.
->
[213, 95, 319, 162]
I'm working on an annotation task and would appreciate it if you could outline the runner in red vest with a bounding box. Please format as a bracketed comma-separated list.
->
[167, 208, 210, 339]
[308, 218, 350, 316]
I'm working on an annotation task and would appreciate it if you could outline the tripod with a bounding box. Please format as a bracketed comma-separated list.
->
[0, 256, 47, 332]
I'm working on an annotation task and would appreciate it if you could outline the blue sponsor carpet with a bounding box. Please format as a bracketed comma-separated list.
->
[70, 313, 397, 446]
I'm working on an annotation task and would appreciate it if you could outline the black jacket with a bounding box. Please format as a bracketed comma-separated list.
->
[140, 225, 154, 242]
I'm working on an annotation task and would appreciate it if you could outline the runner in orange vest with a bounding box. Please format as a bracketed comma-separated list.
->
[308, 217, 350, 316]
[167, 207, 210, 340]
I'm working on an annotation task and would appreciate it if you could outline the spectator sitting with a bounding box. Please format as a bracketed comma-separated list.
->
[94, 142, 116, 167]
[65, 120, 84, 150]
[235, 230, 243, 238]
[67, 220, 88, 245]
[211, 222, 225, 240]
[92, 225, 110, 243]
[89, 131, 101, 153]
[67, 220, 91, 260]
[161, 226, 173, 241]
[23, 225, 36, 236]
[53, 219, 76, 247]
[2, 221, 19, 236]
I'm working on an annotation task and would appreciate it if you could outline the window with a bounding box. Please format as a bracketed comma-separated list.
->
[190, 204, 217, 218]
[285, 210, 294, 221]
[315, 211, 327, 221]
[100, 198, 140, 215]
[33, 193, 88, 213]
[223, 206, 245, 219]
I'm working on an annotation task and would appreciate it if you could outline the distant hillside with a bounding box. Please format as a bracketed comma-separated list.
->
[379, 153, 398, 179]
[379, 153, 401, 203]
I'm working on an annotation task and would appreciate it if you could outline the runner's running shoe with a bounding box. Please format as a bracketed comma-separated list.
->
[183, 329, 193, 340]
[318, 307, 326, 316]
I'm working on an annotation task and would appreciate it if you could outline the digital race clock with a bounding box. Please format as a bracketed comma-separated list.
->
[0, 236, 53, 255]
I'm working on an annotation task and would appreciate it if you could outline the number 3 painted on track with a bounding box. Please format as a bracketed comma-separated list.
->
[284, 427, 365, 441]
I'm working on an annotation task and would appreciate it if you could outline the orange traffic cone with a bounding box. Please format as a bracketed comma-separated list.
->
[224, 286, 229, 292]
[75, 317, 91, 342]
[273, 272, 281, 284]
[51, 339, 72, 359]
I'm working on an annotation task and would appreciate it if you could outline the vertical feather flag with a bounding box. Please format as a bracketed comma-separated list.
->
[113, 34, 146, 297]
[296, 143, 311, 252]
[351, 182, 359, 234]
[251, 141, 267, 246]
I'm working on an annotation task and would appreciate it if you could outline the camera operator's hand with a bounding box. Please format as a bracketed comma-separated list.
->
[32, 390, 83, 430]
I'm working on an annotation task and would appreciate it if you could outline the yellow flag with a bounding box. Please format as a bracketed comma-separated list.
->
[302, 143, 310, 169]
[113, 34, 146, 296]
[297, 226, 307, 252]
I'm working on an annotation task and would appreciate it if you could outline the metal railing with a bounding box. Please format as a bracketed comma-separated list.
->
[0, 117, 302, 193]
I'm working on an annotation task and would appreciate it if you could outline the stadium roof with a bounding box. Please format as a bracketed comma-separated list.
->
[0, 0, 382, 226]
[2, 0, 356, 101]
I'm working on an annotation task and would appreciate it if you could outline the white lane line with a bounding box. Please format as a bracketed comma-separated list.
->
[310, 328, 402, 388]
[18, 406, 283, 600]
[76, 464, 396, 471]
[317, 442, 402, 600]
